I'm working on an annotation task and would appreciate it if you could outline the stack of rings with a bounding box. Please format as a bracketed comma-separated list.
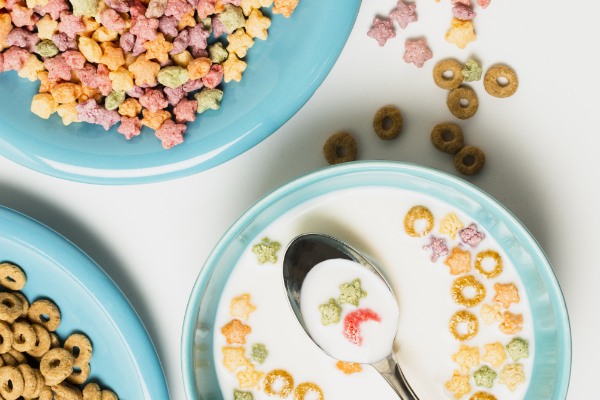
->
[404, 206, 434, 237]
[451, 275, 486, 307]
[264, 370, 294, 398]
[40, 348, 74, 386]
[449, 310, 479, 341]
[475, 250, 503, 279]
[294, 382, 324, 400]
[64, 334, 93, 384]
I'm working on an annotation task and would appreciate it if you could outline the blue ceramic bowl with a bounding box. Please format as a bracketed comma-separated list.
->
[0, 0, 360, 185]
[181, 161, 571, 400]
[0, 206, 169, 399]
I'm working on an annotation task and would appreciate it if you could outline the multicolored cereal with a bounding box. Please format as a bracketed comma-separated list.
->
[222, 346, 249, 372]
[251, 237, 281, 265]
[222, 54, 245, 82]
[249, 343, 268, 364]
[404, 205, 434, 237]
[31, 93, 58, 118]
[474, 250, 503, 279]
[155, 119, 186, 149]
[229, 294, 256, 320]
[245, 9, 270, 40]
[445, 18, 477, 49]
[56, 102, 80, 125]
[318, 298, 341, 325]
[195, 88, 223, 113]
[403, 38, 433, 68]
[469, 392, 497, 400]
[452, 275, 485, 307]
[449, 310, 478, 341]
[423, 235, 449, 262]
[335, 361, 362, 375]
[117, 116, 142, 139]
[272, 0, 298, 18]
[226, 28, 253, 57]
[118, 98, 142, 117]
[338, 279, 367, 306]
[481, 342, 506, 367]
[480, 304, 502, 325]
[498, 364, 526, 392]
[452, 345, 479, 372]
[141, 108, 172, 130]
[493, 283, 519, 309]
[459, 224, 485, 247]
[445, 247, 472, 275]
[440, 213, 464, 240]
[473, 366, 497, 388]
[367, 17, 396, 47]
[476, 0, 490, 9]
[506, 338, 529, 362]
[445, 370, 471, 399]
[389, 0, 417, 30]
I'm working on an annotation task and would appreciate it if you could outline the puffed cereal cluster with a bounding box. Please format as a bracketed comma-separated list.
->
[0, 0, 299, 149]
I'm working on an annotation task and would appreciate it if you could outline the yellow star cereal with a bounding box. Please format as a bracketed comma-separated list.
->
[221, 319, 251, 344]
[36, 15, 59, 40]
[240, 0, 261, 16]
[445, 18, 477, 50]
[171, 50, 194, 68]
[222, 346, 249, 372]
[452, 345, 479, 373]
[50, 83, 82, 104]
[226, 29, 254, 58]
[499, 311, 523, 335]
[92, 26, 119, 42]
[230, 294, 257, 320]
[498, 364, 525, 392]
[445, 370, 471, 399]
[445, 247, 471, 275]
[141, 109, 172, 130]
[223, 53, 247, 83]
[100, 46, 126, 71]
[56, 102, 80, 125]
[481, 342, 506, 367]
[480, 304, 502, 325]
[129, 54, 161, 86]
[109, 67, 135, 91]
[144, 33, 174, 63]
[78, 37, 103, 63]
[245, 9, 271, 40]
[493, 283, 519, 309]
[237, 364, 264, 389]
[31, 94, 58, 119]
[118, 98, 142, 118]
[18, 55, 45, 82]
[335, 361, 362, 375]
[81, 16, 100, 38]
[440, 213, 464, 240]
[177, 11, 196, 31]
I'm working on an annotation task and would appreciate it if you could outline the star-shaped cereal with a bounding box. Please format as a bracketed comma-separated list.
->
[144, 33, 174, 63]
[452, 345, 479, 373]
[440, 213, 464, 240]
[445, 370, 471, 399]
[367, 17, 396, 47]
[389, 0, 418, 30]
[237, 364, 264, 389]
[155, 119, 186, 149]
[445, 18, 477, 50]
[338, 278, 367, 306]
[226, 29, 254, 58]
[499, 311, 523, 335]
[336, 361, 362, 375]
[493, 283, 519, 309]
[100, 46, 125, 71]
[451, 0, 470, 5]
[444, 247, 471, 275]
[58, 12, 85, 39]
[477, 0, 490, 9]
[318, 298, 342, 325]
[251, 237, 281, 265]
[245, 9, 270, 40]
[480, 304, 502, 325]
[37, 15, 59, 40]
[223, 53, 247, 82]
[230, 294, 257, 320]
[453, 5, 476, 21]
[498, 364, 526, 392]
[57, 102, 80, 125]
[240, 0, 261, 16]
[222, 346, 249, 372]
[128, 54, 161, 86]
[481, 342, 506, 367]
[403, 38, 433, 68]
[459, 224, 485, 247]
[18, 54, 45, 82]
[141, 109, 172, 130]
[222, 319, 251, 344]
[423, 236, 449, 262]
[462, 58, 483, 82]
[272, 0, 298, 18]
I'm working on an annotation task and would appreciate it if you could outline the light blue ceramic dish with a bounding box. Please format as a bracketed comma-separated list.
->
[0, 206, 169, 399]
[0, 0, 360, 185]
[181, 161, 571, 400]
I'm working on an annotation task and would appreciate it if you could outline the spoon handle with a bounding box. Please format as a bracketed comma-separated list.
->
[371, 354, 419, 400]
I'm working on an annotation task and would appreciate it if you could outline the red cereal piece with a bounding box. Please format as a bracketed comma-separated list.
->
[477, 0, 490, 9]
[75, 63, 98, 87]
[182, 78, 203, 92]
[96, 63, 113, 95]
[57, 12, 85, 39]
[3, 46, 29, 71]
[155, 119, 186, 149]
[0, 54, 4, 74]
[343, 308, 381, 346]
[165, 0, 193, 19]
[202, 63, 223, 88]
[158, 15, 178, 37]
[44, 54, 72, 82]
[10, 5, 35, 28]
[118, 116, 142, 139]
[130, 16, 159, 41]
[459, 224, 485, 247]
[40, 0, 69, 20]
[99, 9, 126, 32]
[451, 0, 469, 5]
[170, 28, 189, 54]
[197, 0, 216, 19]
[164, 86, 186, 105]
[5, 28, 40, 53]
[62, 50, 86, 69]
[452, 5, 476, 20]
[140, 88, 168, 112]
[173, 97, 197, 123]
[367, 17, 396, 47]
[52, 33, 78, 51]
[5, 0, 24, 12]
[403, 38, 432, 68]
[130, 0, 148, 24]
[132, 36, 148, 56]
[389, 0, 418, 30]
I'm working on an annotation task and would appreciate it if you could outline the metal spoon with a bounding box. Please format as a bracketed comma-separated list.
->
[282, 233, 419, 400]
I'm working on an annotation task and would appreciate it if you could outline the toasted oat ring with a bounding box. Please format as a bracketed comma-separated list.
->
[294, 382, 323, 400]
[449, 310, 479, 341]
[431, 123, 464, 154]
[433, 60, 464, 90]
[373, 106, 403, 140]
[52, 382, 83, 400]
[264, 370, 294, 398]
[0, 263, 26, 291]
[101, 389, 119, 400]
[39, 385, 53, 400]
[64, 334, 92, 368]
[0, 321, 13, 354]
[0, 365, 24, 400]
[11, 322, 36, 352]
[31, 369, 46, 399]
[0, 293, 23, 323]
[17, 364, 36, 398]
[451, 275, 486, 307]
[469, 392, 497, 400]
[27, 324, 51, 358]
[13, 293, 29, 319]
[28, 300, 61, 332]
[404, 206, 434, 237]
[40, 348, 73, 383]
[66, 363, 90, 385]
[323, 132, 357, 165]
[475, 250, 503, 279]
[484, 66, 518, 98]
[447, 87, 479, 119]
[49, 333, 60, 349]
[83, 382, 101, 400]
[8, 349, 26, 365]
[454, 146, 485, 176]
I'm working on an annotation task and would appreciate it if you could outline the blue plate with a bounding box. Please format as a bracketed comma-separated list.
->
[0, 1, 360, 185]
[181, 161, 571, 400]
[0, 206, 169, 399]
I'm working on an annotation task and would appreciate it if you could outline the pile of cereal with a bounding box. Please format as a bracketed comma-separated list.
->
[0, 262, 117, 399]
[0, 0, 300, 149]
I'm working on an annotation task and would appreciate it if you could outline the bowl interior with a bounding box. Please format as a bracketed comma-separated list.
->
[182, 161, 571, 400]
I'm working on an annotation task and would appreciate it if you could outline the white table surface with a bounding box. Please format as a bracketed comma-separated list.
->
[0, 0, 598, 399]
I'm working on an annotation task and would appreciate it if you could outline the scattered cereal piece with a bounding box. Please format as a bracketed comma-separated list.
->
[155, 119, 186, 149]
[18, 54, 45, 81]
[481, 342, 506, 367]
[338, 279, 367, 306]
[249, 343, 268, 364]
[452, 275, 485, 307]
[170, 29, 189, 55]
[449, 310, 478, 341]
[78, 36, 103, 62]
[295, 383, 323, 400]
[423, 236, 449, 262]
[31, 93, 58, 119]
[117, 116, 142, 139]
[445, 18, 476, 49]
[484, 65, 518, 98]
[404, 205, 434, 237]
[70, 0, 99, 16]
[272, 0, 298, 18]
[498, 364, 525, 392]
[79, 85, 103, 102]
[245, 9, 270, 40]
[237, 364, 264, 389]
[52, 33, 78, 52]
[118, 97, 142, 117]
[499, 311, 522, 334]
[129, 53, 161, 85]
[96, 63, 113, 95]
[455, 146, 485, 175]
[62, 50, 86, 69]
[373, 106, 402, 140]
[3, 46, 30, 72]
[226, 28, 253, 58]
[432, 60, 464, 90]
[445, 247, 471, 275]
[323, 131, 357, 165]
[240, 0, 259, 16]
[251, 237, 281, 265]
[81, 15, 100, 36]
[233, 389, 253, 400]
[50, 82, 82, 103]
[208, 41, 228, 63]
[493, 283, 519, 309]
[476, 0, 490, 9]
[474, 250, 502, 279]
[58, 11, 85, 39]
[219, 4, 245, 33]
[461, 58, 482, 82]
[171, 49, 194, 67]
[10, 5, 35, 28]
[221, 319, 251, 344]
[453, 345, 479, 373]
[157, 65, 190, 88]
[445, 370, 471, 399]
[336, 361, 362, 375]
[45, 54, 72, 82]
[439, 213, 464, 239]
[165, 0, 193, 19]
[76, 99, 120, 129]
[403, 38, 432, 68]
[367, 17, 395, 47]
[212, 14, 227, 38]
[469, 392, 497, 400]
[36, 15, 59, 40]
[264, 369, 294, 397]
[5, 27, 40, 53]
[506, 338, 528, 362]
[459, 224, 485, 247]
[473, 366, 497, 388]
[92, 26, 119, 42]
[318, 299, 342, 325]
[223, 53, 245, 82]
[109, 66, 135, 91]
[164, 86, 186, 105]
[222, 346, 249, 372]
[197, 0, 216, 19]
[344, 308, 381, 345]
[177, 10, 196, 31]
[229, 294, 256, 320]
[195, 88, 223, 113]
[453, 5, 476, 20]
[389, 0, 417, 30]
[480, 304, 502, 325]
[146, 0, 168, 19]
[105, 90, 126, 110]
[144, 32, 173, 62]
[131, 16, 160, 41]
[141, 108, 171, 129]
[56, 102, 80, 125]
[187, 57, 211, 80]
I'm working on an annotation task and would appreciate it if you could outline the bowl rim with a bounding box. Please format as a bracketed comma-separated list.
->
[180, 160, 572, 400]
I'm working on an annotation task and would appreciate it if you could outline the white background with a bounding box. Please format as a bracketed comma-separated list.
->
[0, 0, 598, 399]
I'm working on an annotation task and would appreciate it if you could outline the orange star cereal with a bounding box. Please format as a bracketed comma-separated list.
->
[480, 304, 502, 325]
[481, 342, 506, 367]
[273, 0, 299, 18]
[445, 247, 472, 275]
[264, 369, 294, 398]
[335, 361, 362, 375]
[229, 294, 257, 320]
[50, 83, 82, 104]
[498, 364, 525, 392]
[445, 18, 476, 49]
[221, 319, 251, 344]
[141, 109, 172, 130]
[18, 55, 46, 82]
[100, 46, 126, 71]
[222, 346, 249, 372]
[499, 311, 523, 335]
[404, 205, 434, 237]
[31, 94, 58, 119]
[129, 54, 160, 86]
[493, 283, 519, 309]
[144, 33, 174, 63]
[452, 345, 479, 372]
[187, 57, 212, 80]
[440, 213, 464, 240]
[237, 364, 264, 389]
[445, 370, 471, 399]
[109, 67, 135, 92]
[294, 382, 323, 400]
[56, 102, 80, 125]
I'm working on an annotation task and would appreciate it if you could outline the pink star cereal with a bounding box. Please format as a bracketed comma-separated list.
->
[99, 9, 126, 32]
[10, 5, 35, 28]
[423, 236, 449, 262]
[40, 0, 69, 20]
[5, 28, 39, 52]
[165, 0, 193, 19]
[155, 119, 186, 149]
[117, 116, 142, 139]
[173, 98, 198, 123]
[164, 86, 186, 105]
[403, 38, 432, 68]
[343, 308, 381, 345]
[140, 88, 168, 113]
[203, 63, 224, 87]
[453, 5, 476, 20]
[96, 64, 113, 95]
[459, 224, 485, 247]
[477, 0, 490, 9]
[389, 0, 417, 30]
[367, 17, 396, 47]
[44, 54, 71, 82]
[3, 47, 29, 71]
[62, 50, 85, 69]
[130, 16, 159, 41]
[52, 33, 77, 51]
[57, 12, 84, 39]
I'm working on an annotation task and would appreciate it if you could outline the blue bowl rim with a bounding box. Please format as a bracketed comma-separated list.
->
[180, 160, 572, 400]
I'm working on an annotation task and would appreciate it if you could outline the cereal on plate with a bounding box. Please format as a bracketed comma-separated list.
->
[336, 361, 362, 374]
[249, 343, 268, 364]
[367, 17, 396, 47]
[423, 236, 449, 262]
[499, 311, 523, 334]
[318, 298, 342, 325]
[237, 364, 264, 389]
[445, 18, 477, 49]
[389, 0, 417, 30]
[222, 346, 249, 372]
[493, 283, 520, 309]
[221, 319, 251, 344]
[506, 338, 529, 361]
[473, 366, 497, 388]
[403, 38, 432, 68]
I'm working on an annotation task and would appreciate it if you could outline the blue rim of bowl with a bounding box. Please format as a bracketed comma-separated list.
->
[0, 205, 170, 400]
[180, 160, 571, 400]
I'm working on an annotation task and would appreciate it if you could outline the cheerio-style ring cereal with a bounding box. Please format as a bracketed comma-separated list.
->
[404, 205, 434, 237]
[449, 310, 478, 341]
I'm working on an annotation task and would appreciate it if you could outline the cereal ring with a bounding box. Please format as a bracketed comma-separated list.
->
[449, 310, 479, 341]
[475, 250, 503, 279]
[50, 332, 61, 349]
[13, 293, 29, 319]
[8, 349, 27, 365]
[447, 87, 479, 120]
[404, 206, 434, 237]
[11, 322, 36, 352]
[66, 363, 90, 385]
[27, 324, 51, 358]
[64, 334, 92, 368]
[454, 146, 485, 176]
[0, 263, 27, 291]
[0, 366, 24, 400]
[0, 293, 23, 323]
[52, 382, 83, 400]
[31, 369, 46, 399]
[294, 383, 323, 400]
[373, 106, 403, 140]
[433, 60, 464, 90]
[83, 382, 101, 400]
[0, 321, 13, 354]
[451, 275, 486, 307]
[470, 392, 497, 400]
[263, 370, 294, 398]
[17, 364, 37, 398]
[0, 353, 17, 367]
[28, 300, 61, 332]
[484, 66, 518, 98]
[323, 132, 357, 165]
[101, 390, 118, 400]
[431, 123, 464, 154]
[40, 348, 74, 383]
[39, 385, 53, 400]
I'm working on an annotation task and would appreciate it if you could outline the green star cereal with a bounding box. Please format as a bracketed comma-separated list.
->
[208, 42, 229, 64]
[105, 90, 126, 111]
[195, 88, 224, 113]
[157, 66, 190, 89]
[318, 299, 342, 325]
[219, 4, 245, 33]
[71, 0, 99, 17]
[338, 279, 367, 306]
[506, 338, 529, 362]
[462, 58, 483, 82]
[233, 389, 253, 400]
[473, 366, 497, 388]
[251, 237, 281, 265]
[249, 343, 268, 364]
